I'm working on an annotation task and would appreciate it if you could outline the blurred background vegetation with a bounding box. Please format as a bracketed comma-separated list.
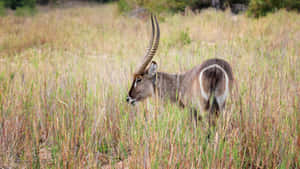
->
[0, 0, 299, 168]
[0, 0, 299, 17]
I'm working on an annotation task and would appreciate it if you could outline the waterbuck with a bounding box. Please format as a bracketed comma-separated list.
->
[126, 15, 234, 125]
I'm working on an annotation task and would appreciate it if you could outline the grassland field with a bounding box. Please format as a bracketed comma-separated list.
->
[0, 2, 299, 169]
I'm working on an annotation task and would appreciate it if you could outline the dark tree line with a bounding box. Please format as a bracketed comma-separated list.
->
[1, 0, 299, 17]
[1, 0, 117, 9]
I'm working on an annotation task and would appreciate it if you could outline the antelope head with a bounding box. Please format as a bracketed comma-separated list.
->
[126, 15, 160, 105]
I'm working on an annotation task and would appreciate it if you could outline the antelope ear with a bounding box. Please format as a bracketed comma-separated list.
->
[148, 61, 157, 76]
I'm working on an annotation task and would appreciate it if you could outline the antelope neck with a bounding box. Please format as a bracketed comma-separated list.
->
[152, 73, 157, 92]
[153, 72, 183, 101]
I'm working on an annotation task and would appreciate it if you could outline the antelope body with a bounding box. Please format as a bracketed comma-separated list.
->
[126, 15, 233, 124]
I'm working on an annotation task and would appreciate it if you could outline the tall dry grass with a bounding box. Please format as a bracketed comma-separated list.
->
[0, 3, 299, 168]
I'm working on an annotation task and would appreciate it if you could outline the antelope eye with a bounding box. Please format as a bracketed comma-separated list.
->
[136, 78, 142, 83]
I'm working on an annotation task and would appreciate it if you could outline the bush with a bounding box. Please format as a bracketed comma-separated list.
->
[283, 0, 300, 10]
[36, 0, 51, 5]
[117, 0, 132, 13]
[0, 1, 6, 16]
[117, 0, 252, 13]
[15, 5, 37, 16]
[118, 0, 198, 13]
[3, 0, 36, 10]
[94, 0, 116, 2]
[118, 0, 298, 17]
[179, 29, 191, 46]
[229, 0, 249, 4]
[165, 29, 192, 48]
[247, 0, 300, 17]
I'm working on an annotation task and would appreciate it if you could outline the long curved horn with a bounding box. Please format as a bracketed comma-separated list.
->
[148, 16, 160, 62]
[135, 15, 160, 75]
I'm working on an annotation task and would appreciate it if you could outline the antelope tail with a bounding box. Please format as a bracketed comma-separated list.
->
[208, 90, 218, 115]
